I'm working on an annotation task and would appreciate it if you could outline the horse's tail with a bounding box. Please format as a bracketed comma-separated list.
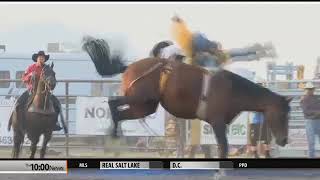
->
[59, 111, 68, 135]
[7, 113, 13, 131]
[149, 40, 173, 57]
[82, 36, 127, 76]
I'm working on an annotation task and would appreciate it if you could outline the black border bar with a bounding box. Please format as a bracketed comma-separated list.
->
[63, 159, 320, 169]
[0, 159, 318, 169]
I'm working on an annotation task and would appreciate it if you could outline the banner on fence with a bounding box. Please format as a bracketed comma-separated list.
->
[200, 112, 249, 145]
[76, 97, 165, 136]
[187, 112, 249, 145]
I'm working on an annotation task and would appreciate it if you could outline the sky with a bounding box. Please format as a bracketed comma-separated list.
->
[0, 2, 320, 79]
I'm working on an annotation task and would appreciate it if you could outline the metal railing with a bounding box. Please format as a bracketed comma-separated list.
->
[0, 78, 317, 157]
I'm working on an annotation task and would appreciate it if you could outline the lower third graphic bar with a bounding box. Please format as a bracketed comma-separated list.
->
[0, 160, 67, 174]
[170, 161, 221, 170]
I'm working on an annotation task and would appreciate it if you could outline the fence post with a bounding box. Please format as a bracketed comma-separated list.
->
[176, 118, 186, 158]
[65, 82, 69, 157]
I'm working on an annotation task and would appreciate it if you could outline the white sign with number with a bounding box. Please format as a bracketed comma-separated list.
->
[76, 97, 113, 135]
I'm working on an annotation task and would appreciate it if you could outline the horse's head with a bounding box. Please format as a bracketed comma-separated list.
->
[40, 62, 56, 91]
[267, 96, 292, 147]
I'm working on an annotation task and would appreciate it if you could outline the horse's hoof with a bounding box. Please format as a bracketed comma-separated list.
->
[118, 130, 123, 136]
[111, 136, 120, 140]
[110, 131, 119, 139]
[111, 134, 120, 139]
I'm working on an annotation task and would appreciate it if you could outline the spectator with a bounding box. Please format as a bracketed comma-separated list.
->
[300, 82, 320, 158]
[248, 111, 272, 158]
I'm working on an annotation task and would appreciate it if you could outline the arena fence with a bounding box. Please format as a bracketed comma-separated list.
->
[0, 79, 319, 158]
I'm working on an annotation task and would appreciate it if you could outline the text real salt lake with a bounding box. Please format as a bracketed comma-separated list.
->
[100, 162, 147, 169]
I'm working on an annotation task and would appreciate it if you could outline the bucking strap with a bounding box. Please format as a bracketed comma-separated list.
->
[159, 64, 173, 95]
[196, 72, 212, 120]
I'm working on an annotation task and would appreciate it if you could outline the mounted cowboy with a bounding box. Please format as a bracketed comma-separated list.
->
[170, 15, 276, 69]
[9, 51, 62, 131]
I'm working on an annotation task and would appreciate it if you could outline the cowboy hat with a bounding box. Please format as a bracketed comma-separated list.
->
[32, 51, 50, 62]
[305, 82, 315, 89]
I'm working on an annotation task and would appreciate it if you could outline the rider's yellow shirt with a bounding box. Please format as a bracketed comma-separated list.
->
[171, 20, 193, 58]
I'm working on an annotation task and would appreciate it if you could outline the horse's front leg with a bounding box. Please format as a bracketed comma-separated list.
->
[28, 134, 40, 159]
[40, 131, 52, 158]
[211, 121, 228, 158]
[108, 96, 158, 137]
[12, 129, 24, 159]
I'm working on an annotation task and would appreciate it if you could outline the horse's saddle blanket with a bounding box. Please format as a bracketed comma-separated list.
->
[27, 98, 56, 115]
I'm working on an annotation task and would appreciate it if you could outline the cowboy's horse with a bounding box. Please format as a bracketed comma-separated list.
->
[82, 36, 290, 158]
[8, 63, 67, 159]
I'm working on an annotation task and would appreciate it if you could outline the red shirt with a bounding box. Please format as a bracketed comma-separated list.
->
[22, 63, 43, 91]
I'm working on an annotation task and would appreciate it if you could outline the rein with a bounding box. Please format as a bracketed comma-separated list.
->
[125, 61, 167, 95]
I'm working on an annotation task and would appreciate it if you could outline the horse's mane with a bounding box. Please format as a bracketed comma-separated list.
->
[220, 69, 291, 112]
[42, 64, 50, 71]
[220, 70, 280, 99]
[41, 64, 55, 76]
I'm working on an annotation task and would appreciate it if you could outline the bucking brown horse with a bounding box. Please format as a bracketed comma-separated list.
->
[82, 36, 291, 158]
